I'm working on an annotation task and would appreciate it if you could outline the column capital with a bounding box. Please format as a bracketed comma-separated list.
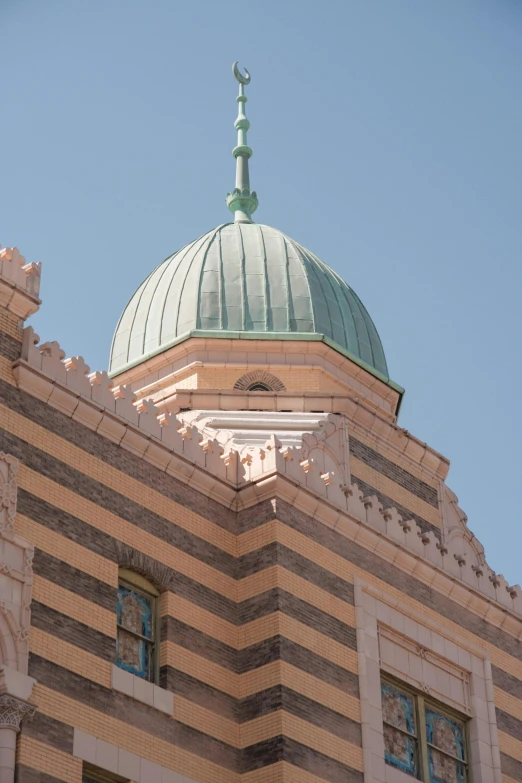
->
[0, 694, 35, 731]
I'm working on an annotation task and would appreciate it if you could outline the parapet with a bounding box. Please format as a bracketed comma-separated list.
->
[12, 325, 522, 624]
[0, 247, 41, 320]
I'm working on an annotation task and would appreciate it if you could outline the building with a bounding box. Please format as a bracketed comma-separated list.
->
[0, 63, 520, 783]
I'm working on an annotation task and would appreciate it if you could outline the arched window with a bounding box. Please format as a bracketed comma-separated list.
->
[116, 569, 159, 682]
[234, 371, 285, 392]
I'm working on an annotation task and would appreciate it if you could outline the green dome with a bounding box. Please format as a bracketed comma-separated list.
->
[109, 222, 389, 379]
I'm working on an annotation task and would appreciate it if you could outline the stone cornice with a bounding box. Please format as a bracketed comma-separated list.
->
[158, 388, 449, 482]
[11, 328, 522, 630]
[237, 472, 522, 638]
[112, 334, 402, 410]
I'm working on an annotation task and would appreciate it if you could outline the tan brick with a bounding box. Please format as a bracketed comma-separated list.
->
[33, 575, 116, 637]
[18, 464, 235, 599]
[30, 627, 112, 687]
[0, 402, 236, 555]
[351, 455, 441, 527]
[32, 684, 239, 783]
[16, 514, 116, 585]
[17, 735, 82, 782]
[499, 730, 522, 763]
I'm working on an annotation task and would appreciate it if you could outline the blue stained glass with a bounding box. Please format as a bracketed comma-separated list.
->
[117, 586, 152, 638]
[426, 709, 465, 783]
[381, 683, 418, 776]
[116, 585, 153, 679]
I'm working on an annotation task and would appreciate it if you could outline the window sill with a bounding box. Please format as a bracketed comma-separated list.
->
[111, 664, 173, 716]
[384, 765, 419, 783]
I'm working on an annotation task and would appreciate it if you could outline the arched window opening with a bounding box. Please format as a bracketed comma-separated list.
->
[234, 371, 286, 392]
[116, 568, 159, 683]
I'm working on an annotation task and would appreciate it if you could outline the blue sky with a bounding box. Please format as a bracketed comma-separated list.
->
[2, 1, 521, 584]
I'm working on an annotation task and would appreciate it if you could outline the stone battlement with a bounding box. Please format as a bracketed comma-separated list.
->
[12, 325, 522, 624]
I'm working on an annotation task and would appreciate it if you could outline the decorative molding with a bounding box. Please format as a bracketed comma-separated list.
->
[0, 693, 35, 731]
[0, 246, 41, 320]
[378, 624, 471, 716]
[354, 578, 503, 783]
[11, 327, 522, 626]
[0, 452, 35, 675]
[0, 453, 18, 533]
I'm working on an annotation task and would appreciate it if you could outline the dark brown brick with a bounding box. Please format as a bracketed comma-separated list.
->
[160, 666, 238, 721]
[19, 711, 73, 754]
[240, 685, 362, 745]
[0, 328, 22, 361]
[350, 437, 438, 507]
[28, 655, 239, 771]
[492, 666, 522, 700]
[18, 489, 117, 561]
[16, 767, 67, 783]
[0, 428, 236, 577]
[238, 586, 355, 646]
[0, 379, 236, 531]
[241, 736, 363, 782]
[497, 708, 522, 743]
[275, 499, 522, 662]
[20, 491, 237, 622]
[33, 549, 116, 612]
[31, 601, 115, 661]
[500, 751, 522, 781]
[239, 542, 355, 603]
[239, 636, 359, 695]
[161, 616, 238, 670]
[351, 475, 439, 539]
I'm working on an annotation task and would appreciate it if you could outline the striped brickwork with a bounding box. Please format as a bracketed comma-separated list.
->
[0, 327, 519, 783]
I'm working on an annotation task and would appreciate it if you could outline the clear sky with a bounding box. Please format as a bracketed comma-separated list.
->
[2, 1, 521, 585]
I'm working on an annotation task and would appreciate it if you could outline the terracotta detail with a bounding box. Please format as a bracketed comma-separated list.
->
[0, 454, 18, 534]
[0, 694, 35, 731]
[10, 327, 522, 621]
[0, 246, 41, 321]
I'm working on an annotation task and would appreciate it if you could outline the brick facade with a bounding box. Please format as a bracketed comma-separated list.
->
[0, 266, 519, 783]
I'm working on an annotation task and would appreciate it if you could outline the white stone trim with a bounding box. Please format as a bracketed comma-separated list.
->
[354, 577, 502, 783]
[111, 665, 173, 716]
[0, 247, 40, 320]
[12, 328, 522, 626]
[73, 728, 202, 783]
[114, 336, 402, 420]
[0, 454, 35, 674]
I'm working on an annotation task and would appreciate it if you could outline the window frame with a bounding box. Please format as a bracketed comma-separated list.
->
[116, 568, 160, 684]
[381, 674, 470, 782]
[83, 763, 129, 783]
[246, 382, 273, 391]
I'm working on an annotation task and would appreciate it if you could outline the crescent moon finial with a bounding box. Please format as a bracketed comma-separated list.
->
[233, 61, 251, 86]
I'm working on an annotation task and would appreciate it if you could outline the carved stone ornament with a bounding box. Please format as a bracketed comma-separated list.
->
[0, 453, 18, 533]
[0, 694, 35, 731]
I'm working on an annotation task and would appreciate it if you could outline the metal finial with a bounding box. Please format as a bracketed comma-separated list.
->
[226, 62, 258, 222]
[233, 62, 251, 85]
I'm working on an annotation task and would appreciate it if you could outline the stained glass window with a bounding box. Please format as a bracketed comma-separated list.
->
[381, 678, 468, 782]
[381, 682, 418, 776]
[116, 573, 157, 682]
[426, 709, 466, 783]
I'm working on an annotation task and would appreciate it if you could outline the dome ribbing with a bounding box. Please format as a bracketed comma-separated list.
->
[109, 222, 389, 379]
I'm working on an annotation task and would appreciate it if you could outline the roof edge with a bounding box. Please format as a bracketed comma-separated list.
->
[109, 328, 404, 399]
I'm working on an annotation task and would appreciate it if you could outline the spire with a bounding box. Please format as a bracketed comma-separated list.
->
[226, 62, 258, 223]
